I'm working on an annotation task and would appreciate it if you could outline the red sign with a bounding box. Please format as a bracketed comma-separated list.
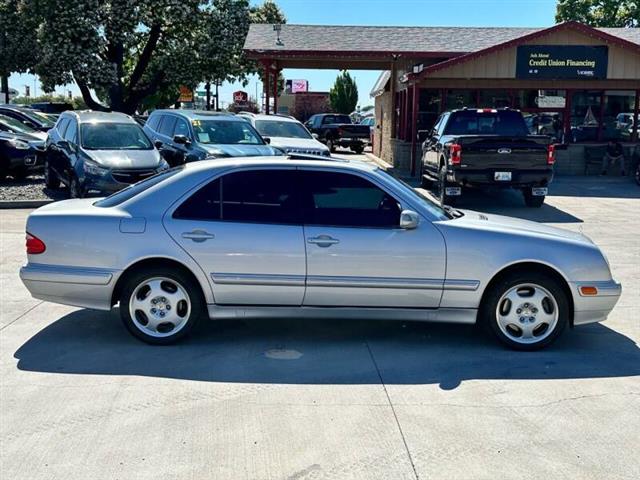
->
[178, 85, 193, 103]
[291, 79, 308, 93]
[233, 90, 248, 103]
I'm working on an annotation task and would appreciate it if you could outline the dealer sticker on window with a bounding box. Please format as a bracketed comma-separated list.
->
[494, 171, 512, 181]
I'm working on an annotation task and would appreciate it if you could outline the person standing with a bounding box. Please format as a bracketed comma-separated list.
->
[601, 140, 625, 176]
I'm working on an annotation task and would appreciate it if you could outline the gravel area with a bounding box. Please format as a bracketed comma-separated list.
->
[0, 175, 68, 202]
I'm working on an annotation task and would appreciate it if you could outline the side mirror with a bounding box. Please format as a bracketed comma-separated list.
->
[154, 140, 163, 149]
[399, 210, 420, 230]
[263, 136, 271, 144]
[311, 133, 320, 140]
[173, 134, 190, 145]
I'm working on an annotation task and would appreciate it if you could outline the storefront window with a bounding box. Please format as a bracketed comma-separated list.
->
[523, 112, 565, 142]
[514, 90, 566, 110]
[417, 89, 441, 133]
[478, 90, 511, 108]
[570, 91, 602, 142]
[444, 89, 478, 110]
[602, 90, 636, 141]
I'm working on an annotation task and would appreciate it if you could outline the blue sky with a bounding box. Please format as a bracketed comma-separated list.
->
[9, 0, 559, 108]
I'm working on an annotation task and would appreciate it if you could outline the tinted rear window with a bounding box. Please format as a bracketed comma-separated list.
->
[445, 111, 529, 136]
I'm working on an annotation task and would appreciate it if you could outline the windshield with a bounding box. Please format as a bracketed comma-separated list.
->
[445, 111, 529, 136]
[0, 114, 38, 134]
[192, 119, 263, 145]
[376, 169, 451, 221]
[254, 120, 312, 139]
[81, 123, 153, 150]
[24, 110, 56, 127]
[94, 167, 183, 208]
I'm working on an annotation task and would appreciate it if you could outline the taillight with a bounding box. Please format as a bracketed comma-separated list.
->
[450, 143, 462, 165]
[547, 144, 555, 165]
[337, 127, 344, 136]
[26, 233, 46, 254]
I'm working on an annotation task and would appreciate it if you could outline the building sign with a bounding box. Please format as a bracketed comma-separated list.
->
[178, 85, 193, 102]
[536, 95, 566, 108]
[233, 90, 248, 103]
[286, 79, 309, 93]
[516, 45, 608, 79]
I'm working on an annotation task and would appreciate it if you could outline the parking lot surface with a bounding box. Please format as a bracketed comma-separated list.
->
[1, 175, 639, 480]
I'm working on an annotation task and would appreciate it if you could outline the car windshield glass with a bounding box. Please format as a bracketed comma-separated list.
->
[81, 123, 153, 150]
[94, 167, 183, 208]
[0, 114, 38, 134]
[445, 111, 529, 136]
[192, 119, 263, 145]
[254, 120, 312, 139]
[376, 169, 451, 221]
[25, 110, 55, 127]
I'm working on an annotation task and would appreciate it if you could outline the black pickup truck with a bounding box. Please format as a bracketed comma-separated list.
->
[421, 108, 555, 207]
[305, 113, 370, 154]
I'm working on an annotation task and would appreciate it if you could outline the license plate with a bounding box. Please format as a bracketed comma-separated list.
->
[494, 171, 512, 181]
[532, 187, 548, 196]
[445, 187, 462, 196]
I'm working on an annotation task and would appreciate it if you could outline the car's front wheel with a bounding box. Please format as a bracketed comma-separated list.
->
[119, 268, 204, 345]
[438, 165, 459, 206]
[44, 160, 61, 189]
[481, 271, 568, 350]
[69, 174, 85, 198]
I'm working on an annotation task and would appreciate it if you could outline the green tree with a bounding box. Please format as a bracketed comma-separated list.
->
[0, 0, 39, 103]
[329, 71, 358, 114]
[555, 0, 639, 27]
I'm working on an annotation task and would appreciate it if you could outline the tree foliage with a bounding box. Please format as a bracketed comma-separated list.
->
[556, 0, 639, 27]
[329, 71, 358, 114]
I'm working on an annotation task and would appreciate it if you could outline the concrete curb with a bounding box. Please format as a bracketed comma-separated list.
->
[0, 199, 54, 209]
[364, 152, 394, 171]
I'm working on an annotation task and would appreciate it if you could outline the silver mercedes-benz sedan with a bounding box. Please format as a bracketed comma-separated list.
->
[19, 157, 621, 350]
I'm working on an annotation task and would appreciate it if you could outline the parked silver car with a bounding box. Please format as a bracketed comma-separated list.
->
[20, 157, 621, 349]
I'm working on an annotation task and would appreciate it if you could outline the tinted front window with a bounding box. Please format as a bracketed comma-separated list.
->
[174, 117, 190, 137]
[158, 115, 177, 137]
[146, 114, 161, 131]
[254, 120, 312, 139]
[300, 171, 401, 227]
[192, 120, 263, 145]
[81, 123, 152, 150]
[64, 120, 77, 142]
[444, 111, 529, 136]
[56, 118, 70, 137]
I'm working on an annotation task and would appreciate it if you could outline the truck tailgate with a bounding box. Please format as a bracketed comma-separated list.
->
[336, 124, 370, 138]
[456, 136, 549, 169]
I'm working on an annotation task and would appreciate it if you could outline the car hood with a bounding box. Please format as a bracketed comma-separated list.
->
[85, 149, 161, 169]
[200, 144, 280, 157]
[452, 209, 592, 245]
[267, 137, 328, 152]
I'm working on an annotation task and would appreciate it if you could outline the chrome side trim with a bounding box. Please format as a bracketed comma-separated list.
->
[306, 275, 443, 290]
[575, 280, 622, 297]
[211, 272, 305, 287]
[443, 279, 480, 291]
[19, 263, 114, 285]
[207, 305, 477, 324]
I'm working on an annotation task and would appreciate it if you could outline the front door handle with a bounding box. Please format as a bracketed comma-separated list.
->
[307, 235, 340, 247]
[182, 230, 215, 242]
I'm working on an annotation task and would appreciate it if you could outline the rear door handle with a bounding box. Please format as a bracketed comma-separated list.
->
[182, 230, 215, 242]
[307, 235, 340, 247]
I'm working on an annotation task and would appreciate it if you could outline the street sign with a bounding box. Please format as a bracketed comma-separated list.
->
[516, 45, 608, 79]
[233, 90, 248, 103]
[178, 85, 193, 102]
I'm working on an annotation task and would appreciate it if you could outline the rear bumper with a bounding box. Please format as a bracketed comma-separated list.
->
[570, 279, 622, 326]
[19, 263, 119, 311]
[335, 138, 368, 147]
[449, 168, 554, 188]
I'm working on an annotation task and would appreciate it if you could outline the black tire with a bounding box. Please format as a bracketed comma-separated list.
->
[480, 270, 569, 351]
[69, 174, 85, 198]
[523, 189, 545, 208]
[438, 165, 458, 206]
[351, 145, 364, 154]
[420, 174, 433, 189]
[44, 159, 61, 189]
[11, 167, 28, 181]
[635, 164, 640, 186]
[119, 267, 205, 345]
[326, 138, 336, 153]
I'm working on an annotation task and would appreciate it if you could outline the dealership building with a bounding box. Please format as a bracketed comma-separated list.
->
[244, 21, 640, 175]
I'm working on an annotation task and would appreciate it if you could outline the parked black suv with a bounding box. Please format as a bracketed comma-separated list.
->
[0, 129, 44, 180]
[143, 110, 280, 166]
[0, 105, 56, 132]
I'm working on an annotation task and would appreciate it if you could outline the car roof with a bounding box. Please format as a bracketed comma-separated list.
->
[152, 109, 242, 122]
[181, 156, 378, 174]
[239, 113, 299, 123]
[64, 110, 137, 124]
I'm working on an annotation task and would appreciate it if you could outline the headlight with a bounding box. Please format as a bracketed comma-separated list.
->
[7, 138, 30, 150]
[156, 159, 170, 171]
[83, 160, 109, 176]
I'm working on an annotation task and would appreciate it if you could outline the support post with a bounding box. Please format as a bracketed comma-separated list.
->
[273, 67, 279, 114]
[205, 82, 211, 111]
[390, 59, 397, 138]
[410, 83, 419, 177]
[263, 61, 271, 114]
[632, 89, 639, 142]
[403, 89, 410, 141]
[563, 89, 572, 143]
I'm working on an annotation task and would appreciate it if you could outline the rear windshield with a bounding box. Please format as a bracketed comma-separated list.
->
[445, 110, 529, 137]
[94, 167, 183, 208]
[322, 115, 352, 125]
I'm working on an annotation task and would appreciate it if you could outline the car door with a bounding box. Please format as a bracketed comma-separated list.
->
[60, 118, 79, 183]
[424, 113, 447, 175]
[170, 116, 193, 163]
[48, 117, 69, 177]
[164, 167, 306, 305]
[300, 168, 446, 308]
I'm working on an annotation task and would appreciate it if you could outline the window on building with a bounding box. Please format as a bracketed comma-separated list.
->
[444, 90, 478, 110]
[417, 89, 442, 134]
[478, 90, 512, 108]
[514, 90, 566, 110]
[602, 91, 636, 141]
[570, 91, 602, 142]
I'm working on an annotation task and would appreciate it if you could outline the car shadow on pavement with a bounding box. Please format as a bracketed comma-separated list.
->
[14, 309, 640, 390]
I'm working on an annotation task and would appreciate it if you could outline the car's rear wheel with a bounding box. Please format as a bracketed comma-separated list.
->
[523, 189, 545, 208]
[635, 163, 640, 186]
[438, 165, 458, 206]
[481, 271, 568, 350]
[326, 138, 336, 153]
[120, 268, 204, 345]
[44, 159, 61, 189]
[352, 145, 364, 154]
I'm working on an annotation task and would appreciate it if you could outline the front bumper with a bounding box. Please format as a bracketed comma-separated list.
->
[570, 279, 622, 326]
[450, 168, 554, 188]
[81, 168, 158, 194]
[20, 263, 119, 311]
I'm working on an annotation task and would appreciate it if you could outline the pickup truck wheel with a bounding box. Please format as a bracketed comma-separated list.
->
[523, 190, 545, 208]
[481, 271, 568, 351]
[351, 145, 364, 154]
[420, 175, 433, 189]
[438, 165, 458, 206]
[326, 139, 336, 153]
[44, 159, 61, 189]
[635, 164, 640, 186]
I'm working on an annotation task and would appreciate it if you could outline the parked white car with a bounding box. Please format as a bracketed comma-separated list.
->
[239, 113, 330, 156]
